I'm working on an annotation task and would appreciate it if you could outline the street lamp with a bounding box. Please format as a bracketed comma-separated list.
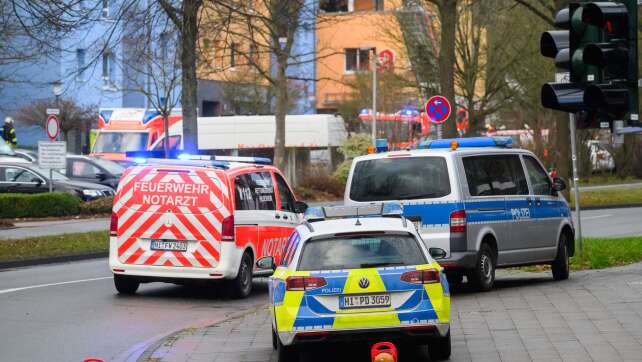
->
[52, 81, 62, 103]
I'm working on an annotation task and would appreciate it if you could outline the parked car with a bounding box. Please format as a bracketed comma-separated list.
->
[0, 142, 30, 164]
[0, 162, 114, 200]
[64, 155, 125, 189]
[13, 149, 38, 163]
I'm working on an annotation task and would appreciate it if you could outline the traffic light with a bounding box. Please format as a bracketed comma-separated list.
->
[541, 1, 639, 129]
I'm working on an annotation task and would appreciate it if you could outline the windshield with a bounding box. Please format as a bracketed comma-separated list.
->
[0, 142, 15, 156]
[298, 234, 426, 271]
[349, 156, 451, 202]
[91, 157, 125, 175]
[93, 132, 148, 153]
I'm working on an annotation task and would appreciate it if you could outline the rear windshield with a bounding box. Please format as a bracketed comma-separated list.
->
[349, 157, 450, 202]
[298, 234, 426, 271]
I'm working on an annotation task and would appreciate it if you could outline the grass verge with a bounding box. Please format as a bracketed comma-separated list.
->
[571, 188, 642, 208]
[0, 231, 109, 262]
[516, 236, 642, 272]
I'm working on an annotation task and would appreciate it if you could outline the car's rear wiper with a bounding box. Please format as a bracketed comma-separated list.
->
[396, 192, 437, 200]
[360, 262, 405, 268]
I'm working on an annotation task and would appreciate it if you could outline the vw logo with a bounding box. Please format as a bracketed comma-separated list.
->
[358, 277, 370, 289]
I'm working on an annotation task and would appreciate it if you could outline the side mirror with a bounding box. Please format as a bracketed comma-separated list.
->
[96, 172, 107, 181]
[429, 248, 447, 260]
[294, 201, 308, 214]
[32, 178, 43, 186]
[552, 177, 566, 192]
[256, 256, 276, 271]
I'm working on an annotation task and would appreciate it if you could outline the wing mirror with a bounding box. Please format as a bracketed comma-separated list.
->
[96, 172, 107, 181]
[552, 177, 567, 192]
[256, 256, 276, 271]
[429, 248, 447, 260]
[294, 201, 308, 214]
[32, 178, 43, 186]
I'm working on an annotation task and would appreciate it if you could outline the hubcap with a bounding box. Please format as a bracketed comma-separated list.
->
[240, 262, 250, 289]
[481, 254, 492, 280]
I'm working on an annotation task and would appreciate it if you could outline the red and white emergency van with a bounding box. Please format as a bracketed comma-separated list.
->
[109, 156, 307, 298]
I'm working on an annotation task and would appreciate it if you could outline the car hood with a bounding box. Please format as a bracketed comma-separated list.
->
[56, 179, 113, 191]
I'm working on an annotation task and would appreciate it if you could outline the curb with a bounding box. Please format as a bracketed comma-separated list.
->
[136, 304, 267, 362]
[0, 251, 108, 270]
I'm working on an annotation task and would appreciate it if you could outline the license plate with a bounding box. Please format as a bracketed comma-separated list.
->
[340, 293, 391, 309]
[150, 240, 188, 252]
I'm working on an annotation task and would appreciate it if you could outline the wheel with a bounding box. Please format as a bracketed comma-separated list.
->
[272, 328, 277, 350]
[228, 252, 253, 299]
[428, 331, 451, 361]
[114, 274, 139, 295]
[276, 335, 299, 362]
[552, 233, 570, 280]
[468, 243, 496, 291]
[445, 271, 464, 285]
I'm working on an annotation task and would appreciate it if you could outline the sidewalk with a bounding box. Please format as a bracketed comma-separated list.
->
[0, 217, 109, 240]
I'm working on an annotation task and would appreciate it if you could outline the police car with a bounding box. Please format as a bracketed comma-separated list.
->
[257, 203, 451, 362]
[345, 137, 574, 291]
[109, 154, 307, 298]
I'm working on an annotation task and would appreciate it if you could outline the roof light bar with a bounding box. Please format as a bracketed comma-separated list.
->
[125, 150, 272, 166]
[419, 136, 513, 149]
[304, 202, 404, 222]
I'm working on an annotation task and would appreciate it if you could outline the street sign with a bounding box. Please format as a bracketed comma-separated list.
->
[425, 95, 451, 124]
[46, 108, 60, 115]
[377, 49, 394, 71]
[38, 141, 66, 169]
[46, 115, 60, 141]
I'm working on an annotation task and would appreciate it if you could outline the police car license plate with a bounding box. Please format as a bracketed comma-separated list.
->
[340, 293, 391, 309]
[150, 240, 188, 252]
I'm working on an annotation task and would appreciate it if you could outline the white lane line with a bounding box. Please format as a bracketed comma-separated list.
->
[582, 214, 612, 221]
[0, 276, 112, 295]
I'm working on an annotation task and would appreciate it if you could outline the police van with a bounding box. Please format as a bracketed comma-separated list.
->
[344, 137, 574, 291]
[109, 154, 307, 298]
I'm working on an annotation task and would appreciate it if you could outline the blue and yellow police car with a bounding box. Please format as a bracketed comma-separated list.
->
[256, 203, 451, 362]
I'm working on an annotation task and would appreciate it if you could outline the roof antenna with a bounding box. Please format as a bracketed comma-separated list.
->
[355, 207, 362, 226]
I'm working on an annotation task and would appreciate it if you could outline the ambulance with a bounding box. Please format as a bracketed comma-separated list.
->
[109, 155, 308, 298]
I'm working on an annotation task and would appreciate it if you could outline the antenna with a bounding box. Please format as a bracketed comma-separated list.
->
[355, 207, 362, 226]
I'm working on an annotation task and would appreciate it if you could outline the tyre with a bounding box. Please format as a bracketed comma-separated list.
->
[276, 336, 298, 362]
[428, 331, 451, 361]
[445, 272, 464, 285]
[468, 243, 496, 291]
[228, 252, 253, 299]
[272, 328, 277, 350]
[114, 274, 139, 295]
[552, 233, 570, 280]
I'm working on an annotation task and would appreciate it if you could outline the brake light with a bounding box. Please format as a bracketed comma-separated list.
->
[285, 276, 327, 291]
[110, 212, 118, 237]
[450, 210, 466, 233]
[221, 215, 235, 242]
[400, 269, 440, 284]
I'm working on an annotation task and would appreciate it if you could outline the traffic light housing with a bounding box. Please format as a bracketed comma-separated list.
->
[540, 1, 639, 129]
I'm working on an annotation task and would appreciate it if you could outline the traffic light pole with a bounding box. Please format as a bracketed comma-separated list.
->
[569, 113, 583, 256]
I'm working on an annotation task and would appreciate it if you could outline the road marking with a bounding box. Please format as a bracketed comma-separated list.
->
[582, 214, 612, 221]
[0, 276, 112, 295]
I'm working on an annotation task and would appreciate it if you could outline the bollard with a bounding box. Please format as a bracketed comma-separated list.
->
[371, 341, 397, 362]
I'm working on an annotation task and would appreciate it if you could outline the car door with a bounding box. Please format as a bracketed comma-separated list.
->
[522, 155, 559, 259]
[2, 166, 46, 194]
[273, 171, 300, 239]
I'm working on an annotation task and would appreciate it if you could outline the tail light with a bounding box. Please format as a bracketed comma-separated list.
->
[286, 276, 327, 291]
[221, 215, 235, 242]
[401, 269, 440, 284]
[110, 212, 118, 237]
[450, 210, 466, 233]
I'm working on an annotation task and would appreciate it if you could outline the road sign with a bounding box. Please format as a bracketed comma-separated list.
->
[46, 115, 60, 140]
[425, 95, 451, 124]
[377, 49, 394, 71]
[46, 108, 60, 115]
[38, 141, 66, 170]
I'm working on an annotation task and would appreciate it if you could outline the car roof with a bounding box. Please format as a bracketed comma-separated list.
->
[295, 216, 418, 243]
[0, 157, 31, 164]
[353, 146, 533, 163]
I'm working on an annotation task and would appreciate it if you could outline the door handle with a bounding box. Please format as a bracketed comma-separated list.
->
[275, 214, 281, 220]
[282, 214, 289, 220]
[534, 197, 541, 206]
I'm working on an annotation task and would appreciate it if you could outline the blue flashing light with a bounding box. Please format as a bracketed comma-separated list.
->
[375, 138, 389, 153]
[381, 202, 403, 216]
[304, 207, 326, 222]
[133, 157, 147, 164]
[304, 202, 404, 223]
[419, 136, 513, 149]
[177, 153, 191, 160]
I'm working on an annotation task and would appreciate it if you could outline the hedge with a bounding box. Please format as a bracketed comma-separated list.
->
[79, 196, 114, 215]
[0, 193, 81, 218]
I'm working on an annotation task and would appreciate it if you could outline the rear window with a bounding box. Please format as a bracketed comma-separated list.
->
[349, 157, 450, 202]
[297, 234, 426, 271]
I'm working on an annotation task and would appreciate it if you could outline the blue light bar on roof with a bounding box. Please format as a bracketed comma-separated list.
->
[304, 202, 404, 222]
[125, 150, 272, 165]
[419, 136, 513, 149]
[375, 138, 389, 153]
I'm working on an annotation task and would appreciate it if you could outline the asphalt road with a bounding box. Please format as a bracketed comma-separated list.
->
[572, 207, 642, 238]
[0, 259, 268, 362]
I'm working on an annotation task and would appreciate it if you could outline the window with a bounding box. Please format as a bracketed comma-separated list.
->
[249, 44, 259, 64]
[102, 51, 113, 86]
[1, 167, 40, 183]
[298, 234, 427, 271]
[349, 157, 451, 202]
[274, 173, 295, 212]
[280, 232, 301, 266]
[102, 0, 109, 18]
[345, 48, 372, 72]
[463, 155, 528, 197]
[230, 42, 237, 67]
[320, 0, 348, 13]
[71, 161, 100, 178]
[159, 32, 170, 63]
[375, 0, 384, 11]
[523, 156, 552, 195]
[234, 172, 276, 210]
[76, 49, 86, 81]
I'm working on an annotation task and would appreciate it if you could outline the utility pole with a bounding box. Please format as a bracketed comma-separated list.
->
[371, 48, 377, 146]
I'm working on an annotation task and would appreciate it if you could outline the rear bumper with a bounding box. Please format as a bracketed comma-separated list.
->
[109, 237, 244, 280]
[436, 251, 477, 269]
[280, 323, 450, 346]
